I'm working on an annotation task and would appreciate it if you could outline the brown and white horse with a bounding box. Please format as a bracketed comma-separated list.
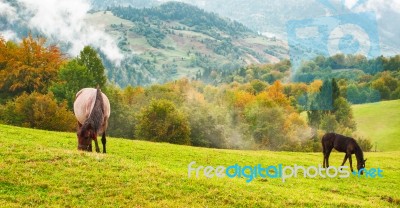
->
[73, 87, 110, 153]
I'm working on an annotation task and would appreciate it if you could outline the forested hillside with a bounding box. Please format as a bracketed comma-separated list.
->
[85, 2, 287, 86]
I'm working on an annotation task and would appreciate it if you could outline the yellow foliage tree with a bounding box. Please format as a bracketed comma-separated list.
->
[267, 81, 290, 107]
[0, 35, 64, 97]
[233, 90, 255, 109]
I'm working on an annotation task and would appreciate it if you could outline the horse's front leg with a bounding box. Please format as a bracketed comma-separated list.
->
[348, 154, 353, 172]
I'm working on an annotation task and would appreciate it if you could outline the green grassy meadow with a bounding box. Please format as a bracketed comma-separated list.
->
[0, 124, 399, 207]
[352, 99, 400, 151]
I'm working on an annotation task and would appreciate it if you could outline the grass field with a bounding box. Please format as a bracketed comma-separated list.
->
[352, 99, 400, 151]
[0, 124, 399, 207]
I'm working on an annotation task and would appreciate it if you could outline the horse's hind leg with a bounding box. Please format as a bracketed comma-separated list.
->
[325, 148, 333, 168]
[101, 132, 106, 154]
[322, 143, 326, 168]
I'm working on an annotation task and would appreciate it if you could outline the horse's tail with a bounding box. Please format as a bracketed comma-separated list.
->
[321, 133, 326, 154]
[321, 133, 334, 153]
[80, 87, 105, 136]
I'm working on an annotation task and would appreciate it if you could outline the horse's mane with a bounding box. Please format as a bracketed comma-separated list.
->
[353, 139, 364, 162]
[80, 87, 104, 136]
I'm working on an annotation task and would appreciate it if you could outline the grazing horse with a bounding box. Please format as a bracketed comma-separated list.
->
[321, 133, 367, 174]
[73, 87, 110, 153]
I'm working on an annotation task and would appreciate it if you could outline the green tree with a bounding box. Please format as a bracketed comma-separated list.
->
[250, 79, 267, 94]
[372, 79, 390, 100]
[77, 46, 107, 88]
[135, 99, 190, 145]
[50, 60, 92, 109]
[185, 103, 227, 148]
[333, 97, 356, 131]
[244, 101, 288, 150]
[320, 114, 338, 132]
[346, 83, 361, 104]
[315, 79, 335, 111]
[104, 85, 136, 138]
[307, 79, 355, 132]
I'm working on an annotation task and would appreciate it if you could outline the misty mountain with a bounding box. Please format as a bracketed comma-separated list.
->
[0, 1, 286, 86]
[90, 0, 400, 56]
[3, 0, 400, 87]
[86, 2, 287, 86]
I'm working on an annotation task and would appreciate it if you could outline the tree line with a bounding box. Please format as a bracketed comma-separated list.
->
[226, 55, 400, 104]
[0, 35, 383, 151]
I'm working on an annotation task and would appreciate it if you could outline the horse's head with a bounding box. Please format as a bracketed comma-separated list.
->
[357, 158, 367, 175]
[77, 124, 94, 151]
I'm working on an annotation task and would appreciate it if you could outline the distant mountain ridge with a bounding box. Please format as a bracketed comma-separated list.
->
[90, 0, 400, 57]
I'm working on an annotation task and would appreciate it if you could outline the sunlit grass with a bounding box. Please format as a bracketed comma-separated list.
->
[353, 99, 400, 151]
[0, 124, 399, 207]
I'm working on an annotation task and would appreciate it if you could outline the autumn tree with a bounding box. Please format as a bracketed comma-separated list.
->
[0, 35, 64, 99]
[267, 80, 290, 107]
[372, 71, 399, 100]
[0, 92, 75, 131]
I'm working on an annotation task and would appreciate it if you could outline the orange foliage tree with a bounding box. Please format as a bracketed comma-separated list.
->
[0, 35, 64, 98]
[267, 80, 290, 107]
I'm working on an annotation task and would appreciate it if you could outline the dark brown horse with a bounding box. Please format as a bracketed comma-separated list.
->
[73, 87, 110, 153]
[322, 133, 367, 174]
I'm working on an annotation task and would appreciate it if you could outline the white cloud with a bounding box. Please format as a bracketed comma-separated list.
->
[0, 1, 17, 22]
[343, 0, 358, 9]
[6, 0, 124, 65]
[353, 0, 400, 18]
[0, 30, 18, 41]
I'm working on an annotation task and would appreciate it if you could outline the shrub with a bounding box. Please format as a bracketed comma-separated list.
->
[135, 99, 190, 145]
[353, 134, 373, 152]
[0, 92, 75, 131]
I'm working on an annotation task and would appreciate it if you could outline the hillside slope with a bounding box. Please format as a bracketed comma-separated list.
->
[84, 2, 287, 86]
[0, 124, 399, 207]
[90, 0, 400, 56]
[353, 99, 400, 151]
